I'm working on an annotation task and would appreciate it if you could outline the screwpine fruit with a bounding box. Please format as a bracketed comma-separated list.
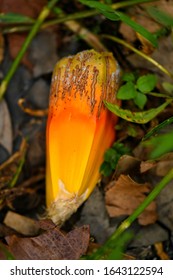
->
[46, 49, 121, 225]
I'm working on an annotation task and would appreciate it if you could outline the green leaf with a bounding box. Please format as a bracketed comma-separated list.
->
[134, 91, 147, 109]
[145, 131, 173, 159]
[117, 81, 137, 100]
[85, 229, 133, 260]
[162, 82, 173, 94]
[112, 142, 130, 155]
[122, 72, 136, 82]
[136, 74, 157, 93]
[79, 0, 120, 20]
[106, 231, 133, 260]
[100, 142, 130, 176]
[116, 11, 158, 47]
[105, 100, 172, 124]
[104, 148, 118, 162]
[100, 161, 112, 177]
[146, 6, 173, 27]
[104, 0, 112, 4]
[142, 116, 173, 141]
[79, 1, 158, 47]
[0, 12, 34, 23]
[0, 242, 15, 260]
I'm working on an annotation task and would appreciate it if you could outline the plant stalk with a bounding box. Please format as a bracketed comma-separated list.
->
[89, 167, 173, 259]
[102, 35, 173, 79]
[2, 0, 156, 32]
[42, 0, 157, 29]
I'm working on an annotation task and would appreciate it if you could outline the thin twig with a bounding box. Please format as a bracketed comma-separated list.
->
[64, 20, 107, 52]
[102, 34, 173, 79]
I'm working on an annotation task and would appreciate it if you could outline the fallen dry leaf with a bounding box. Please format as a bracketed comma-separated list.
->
[154, 242, 170, 260]
[113, 155, 140, 179]
[0, 0, 47, 17]
[140, 153, 173, 176]
[0, 99, 13, 155]
[105, 175, 157, 225]
[0, 0, 47, 69]
[0, 33, 4, 63]
[140, 160, 156, 173]
[5, 220, 90, 259]
[153, 153, 173, 176]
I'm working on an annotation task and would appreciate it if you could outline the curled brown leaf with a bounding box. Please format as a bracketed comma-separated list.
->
[105, 175, 157, 225]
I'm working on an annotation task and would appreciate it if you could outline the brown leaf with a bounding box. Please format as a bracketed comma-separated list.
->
[105, 175, 157, 225]
[154, 242, 170, 260]
[8, 33, 33, 70]
[0, 99, 13, 155]
[153, 153, 173, 176]
[0, 0, 47, 68]
[140, 153, 173, 176]
[5, 221, 90, 259]
[0, 0, 47, 17]
[0, 33, 4, 63]
[113, 155, 140, 179]
[140, 161, 156, 173]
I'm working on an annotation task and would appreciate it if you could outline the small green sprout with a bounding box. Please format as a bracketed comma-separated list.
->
[117, 73, 157, 109]
[100, 142, 130, 176]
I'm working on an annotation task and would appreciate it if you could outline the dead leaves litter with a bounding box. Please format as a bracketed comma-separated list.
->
[105, 175, 157, 226]
[5, 219, 90, 260]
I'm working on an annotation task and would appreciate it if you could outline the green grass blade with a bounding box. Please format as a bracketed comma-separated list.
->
[146, 6, 173, 27]
[0, 12, 34, 23]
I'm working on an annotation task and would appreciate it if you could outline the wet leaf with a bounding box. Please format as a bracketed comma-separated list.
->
[105, 175, 157, 225]
[105, 99, 171, 124]
[5, 221, 90, 260]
